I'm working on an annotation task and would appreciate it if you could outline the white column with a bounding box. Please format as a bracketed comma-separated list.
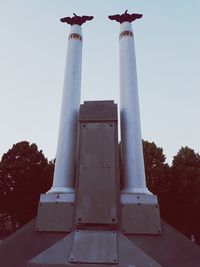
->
[120, 22, 151, 194]
[49, 25, 82, 193]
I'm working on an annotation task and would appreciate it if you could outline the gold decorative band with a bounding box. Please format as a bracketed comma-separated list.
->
[69, 33, 82, 41]
[119, 30, 133, 39]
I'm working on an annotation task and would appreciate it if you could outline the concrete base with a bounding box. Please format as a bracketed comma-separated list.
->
[128, 222, 200, 267]
[1, 219, 200, 267]
[28, 230, 161, 267]
[36, 193, 74, 232]
[121, 193, 161, 234]
[0, 219, 66, 267]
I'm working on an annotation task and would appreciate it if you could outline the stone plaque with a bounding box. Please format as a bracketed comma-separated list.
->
[75, 122, 118, 225]
[69, 230, 118, 264]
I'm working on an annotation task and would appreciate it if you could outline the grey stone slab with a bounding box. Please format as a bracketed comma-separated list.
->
[121, 193, 158, 204]
[40, 193, 75, 203]
[69, 230, 118, 264]
[79, 122, 116, 167]
[75, 122, 118, 225]
[79, 101, 117, 122]
[76, 166, 117, 224]
[36, 193, 74, 232]
[121, 193, 161, 235]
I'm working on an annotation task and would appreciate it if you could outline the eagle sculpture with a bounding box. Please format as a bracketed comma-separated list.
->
[108, 10, 142, 23]
[60, 13, 94, 26]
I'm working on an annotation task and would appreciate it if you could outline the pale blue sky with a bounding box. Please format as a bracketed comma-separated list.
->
[0, 1, 200, 164]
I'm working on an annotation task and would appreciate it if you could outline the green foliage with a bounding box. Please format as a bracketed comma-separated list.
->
[142, 140, 173, 224]
[0, 141, 54, 228]
[170, 146, 200, 240]
[143, 143, 200, 243]
[142, 140, 170, 194]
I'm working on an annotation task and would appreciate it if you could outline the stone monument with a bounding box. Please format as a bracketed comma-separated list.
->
[1, 11, 200, 267]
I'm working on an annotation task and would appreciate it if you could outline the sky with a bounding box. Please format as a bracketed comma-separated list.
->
[0, 1, 200, 165]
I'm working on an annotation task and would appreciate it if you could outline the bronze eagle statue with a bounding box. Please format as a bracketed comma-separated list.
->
[60, 13, 94, 26]
[108, 10, 142, 23]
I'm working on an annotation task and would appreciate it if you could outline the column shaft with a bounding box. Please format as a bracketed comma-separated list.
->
[120, 22, 151, 194]
[49, 25, 82, 193]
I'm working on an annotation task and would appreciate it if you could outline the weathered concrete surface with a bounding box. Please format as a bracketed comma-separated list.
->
[0, 219, 66, 267]
[1, 220, 200, 267]
[128, 221, 200, 267]
[28, 231, 161, 267]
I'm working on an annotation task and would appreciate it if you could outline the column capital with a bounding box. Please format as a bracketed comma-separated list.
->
[119, 22, 134, 39]
[69, 25, 83, 41]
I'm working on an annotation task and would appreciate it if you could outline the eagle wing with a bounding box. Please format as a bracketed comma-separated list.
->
[82, 15, 94, 21]
[60, 17, 72, 24]
[130, 13, 143, 21]
[108, 15, 121, 22]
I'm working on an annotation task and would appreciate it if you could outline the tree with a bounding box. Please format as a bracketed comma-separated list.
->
[0, 141, 54, 228]
[142, 140, 172, 223]
[170, 146, 200, 241]
[142, 140, 170, 193]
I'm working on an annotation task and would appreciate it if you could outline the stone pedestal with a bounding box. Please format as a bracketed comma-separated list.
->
[121, 193, 161, 235]
[32, 101, 161, 267]
[36, 193, 74, 232]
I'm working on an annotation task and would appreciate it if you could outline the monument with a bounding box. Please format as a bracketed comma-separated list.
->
[1, 11, 200, 267]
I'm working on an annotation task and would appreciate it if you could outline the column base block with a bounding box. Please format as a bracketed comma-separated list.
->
[36, 193, 74, 232]
[121, 193, 161, 235]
